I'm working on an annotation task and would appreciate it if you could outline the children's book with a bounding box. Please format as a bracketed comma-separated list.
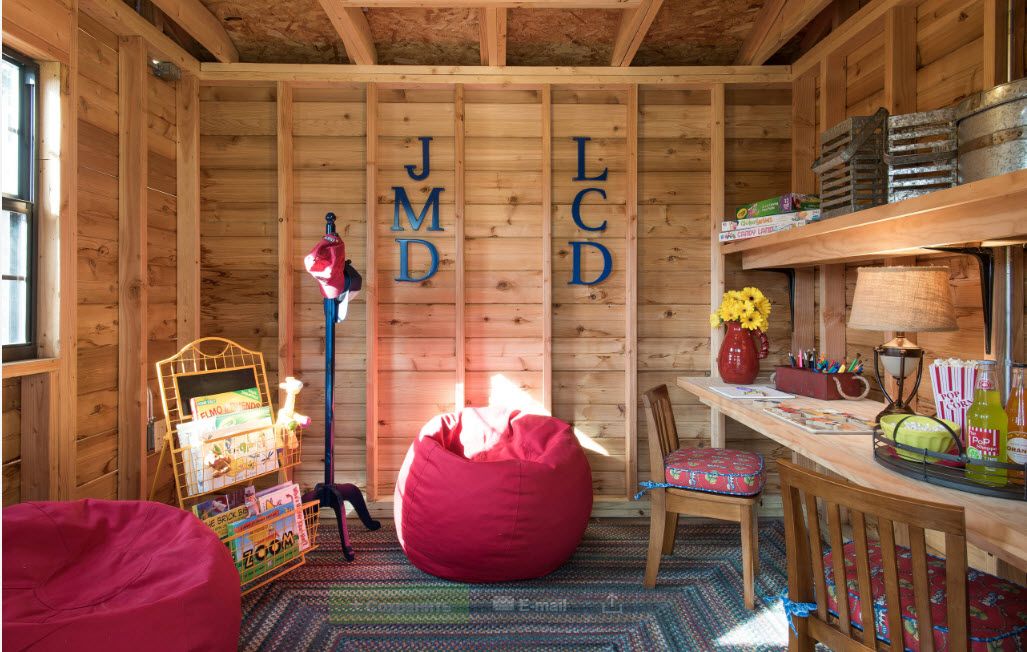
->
[709, 384, 794, 400]
[177, 407, 277, 495]
[256, 482, 310, 550]
[762, 402, 875, 434]
[203, 505, 251, 539]
[227, 502, 302, 582]
[190, 387, 263, 420]
[192, 485, 256, 519]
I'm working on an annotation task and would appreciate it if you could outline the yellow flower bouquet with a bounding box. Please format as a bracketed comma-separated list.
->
[711, 287, 772, 384]
[710, 287, 771, 332]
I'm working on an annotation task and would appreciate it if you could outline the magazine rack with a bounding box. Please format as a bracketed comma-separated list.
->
[149, 337, 321, 594]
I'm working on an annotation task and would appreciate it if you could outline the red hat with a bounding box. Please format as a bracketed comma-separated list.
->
[304, 235, 347, 299]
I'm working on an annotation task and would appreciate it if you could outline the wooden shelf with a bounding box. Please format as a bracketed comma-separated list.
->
[721, 170, 1027, 269]
[2, 358, 58, 380]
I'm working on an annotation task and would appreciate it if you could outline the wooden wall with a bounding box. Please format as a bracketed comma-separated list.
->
[75, 15, 121, 500]
[3, 379, 21, 506]
[198, 82, 795, 513]
[837, 0, 1013, 413]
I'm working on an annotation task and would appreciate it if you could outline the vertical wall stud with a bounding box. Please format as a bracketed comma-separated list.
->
[791, 70, 817, 352]
[884, 5, 917, 115]
[710, 83, 726, 449]
[818, 55, 847, 361]
[277, 81, 295, 402]
[36, 50, 76, 499]
[625, 84, 639, 498]
[176, 73, 201, 348]
[118, 36, 148, 500]
[541, 85, 553, 414]
[454, 84, 466, 409]
[984, 0, 1011, 87]
[365, 82, 379, 501]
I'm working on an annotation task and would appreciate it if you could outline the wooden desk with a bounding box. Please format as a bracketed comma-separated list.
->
[677, 376, 1027, 575]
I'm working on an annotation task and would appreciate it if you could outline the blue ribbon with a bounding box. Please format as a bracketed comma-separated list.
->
[633, 481, 683, 500]
[765, 590, 818, 635]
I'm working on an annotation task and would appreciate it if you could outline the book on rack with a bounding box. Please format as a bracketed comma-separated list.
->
[190, 387, 263, 420]
[718, 221, 804, 243]
[177, 406, 278, 496]
[227, 501, 303, 579]
[256, 481, 311, 550]
[721, 209, 820, 232]
[191, 485, 256, 519]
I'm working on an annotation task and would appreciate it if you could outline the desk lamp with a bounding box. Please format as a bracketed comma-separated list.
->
[848, 266, 958, 422]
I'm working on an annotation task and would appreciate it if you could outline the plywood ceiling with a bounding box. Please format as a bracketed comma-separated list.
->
[195, 0, 774, 66]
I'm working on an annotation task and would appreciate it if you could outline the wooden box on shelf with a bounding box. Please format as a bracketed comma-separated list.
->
[813, 108, 889, 218]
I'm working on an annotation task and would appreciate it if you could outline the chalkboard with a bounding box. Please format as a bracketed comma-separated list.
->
[174, 367, 261, 417]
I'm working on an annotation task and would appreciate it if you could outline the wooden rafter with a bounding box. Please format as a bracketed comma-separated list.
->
[318, 0, 378, 64]
[147, 0, 239, 63]
[735, 0, 833, 65]
[326, 0, 643, 6]
[610, 0, 663, 66]
[200, 63, 791, 84]
[80, 0, 200, 73]
[479, 8, 507, 65]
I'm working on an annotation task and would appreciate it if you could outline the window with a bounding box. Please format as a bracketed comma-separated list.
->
[2, 48, 38, 362]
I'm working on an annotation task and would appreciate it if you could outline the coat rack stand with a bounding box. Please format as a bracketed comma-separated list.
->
[302, 213, 381, 561]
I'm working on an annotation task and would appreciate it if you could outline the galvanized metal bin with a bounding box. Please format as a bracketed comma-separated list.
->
[956, 78, 1027, 183]
[885, 108, 958, 202]
[813, 108, 889, 218]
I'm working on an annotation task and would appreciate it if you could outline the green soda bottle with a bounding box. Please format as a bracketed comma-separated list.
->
[965, 360, 1007, 486]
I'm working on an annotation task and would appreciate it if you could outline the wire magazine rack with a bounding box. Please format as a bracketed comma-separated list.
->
[150, 337, 320, 594]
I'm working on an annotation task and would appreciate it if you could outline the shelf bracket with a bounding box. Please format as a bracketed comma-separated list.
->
[925, 247, 994, 355]
[753, 267, 796, 326]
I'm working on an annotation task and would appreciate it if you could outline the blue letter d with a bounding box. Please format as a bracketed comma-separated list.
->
[569, 240, 612, 286]
[395, 238, 439, 282]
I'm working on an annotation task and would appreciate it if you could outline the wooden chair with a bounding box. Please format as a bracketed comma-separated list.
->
[779, 459, 972, 652]
[641, 385, 762, 609]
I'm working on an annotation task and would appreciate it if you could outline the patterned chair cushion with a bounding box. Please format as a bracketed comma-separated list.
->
[663, 447, 765, 497]
[823, 541, 1027, 651]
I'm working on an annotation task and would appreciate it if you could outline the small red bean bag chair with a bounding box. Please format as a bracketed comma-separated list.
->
[394, 407, 593, 583]
[3, 499, 241, 651]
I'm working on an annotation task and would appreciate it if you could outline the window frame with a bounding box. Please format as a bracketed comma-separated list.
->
[2, 47, 39, 362]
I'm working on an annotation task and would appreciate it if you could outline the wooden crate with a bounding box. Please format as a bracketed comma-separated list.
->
[885, 108, 958, 203]
[813, 108, 889, 218]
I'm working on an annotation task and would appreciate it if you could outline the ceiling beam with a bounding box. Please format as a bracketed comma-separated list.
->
[735, 0, 833, 65]
[325, 0, 643, 6]
[319, 1, 378, 64]
[479, 8, 507, 65]
[200, 62, 792, 85]
[147, 0, 239, 63]
[80, 0, 200, 74]
[610, 0, 663, 66]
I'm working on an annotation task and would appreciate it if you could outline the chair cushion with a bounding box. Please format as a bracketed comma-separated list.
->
[823, 540, 1027, 651]
[663, 447, 765, 497]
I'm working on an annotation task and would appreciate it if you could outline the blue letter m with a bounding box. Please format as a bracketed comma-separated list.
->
[391, 186, 445, 232]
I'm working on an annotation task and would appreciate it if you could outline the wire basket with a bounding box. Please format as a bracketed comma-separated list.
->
[813, 108, 889, 218]
[166, 423, 303, 503]
[220, 500, 322, 595]
[872, 415, 1026, 501]
[885, 108, 958, 202]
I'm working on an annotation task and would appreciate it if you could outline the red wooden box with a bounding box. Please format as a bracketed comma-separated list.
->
[772, 366, 870, 401]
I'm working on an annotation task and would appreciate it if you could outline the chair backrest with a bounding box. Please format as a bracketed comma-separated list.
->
[642, 385, 680, 482]
[778, 459, 970, 652]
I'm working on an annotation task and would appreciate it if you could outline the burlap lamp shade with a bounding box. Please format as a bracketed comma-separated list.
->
[849, 266, 958, 333]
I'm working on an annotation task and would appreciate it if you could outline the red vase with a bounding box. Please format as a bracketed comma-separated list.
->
[717, 321, 770, 384]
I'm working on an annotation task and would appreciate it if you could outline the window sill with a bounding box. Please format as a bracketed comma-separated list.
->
[2, 357, 57, 379]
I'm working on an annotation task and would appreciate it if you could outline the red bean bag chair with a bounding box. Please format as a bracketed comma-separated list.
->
[394, 407, 593, 583]
[3, 499, 241, 651]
